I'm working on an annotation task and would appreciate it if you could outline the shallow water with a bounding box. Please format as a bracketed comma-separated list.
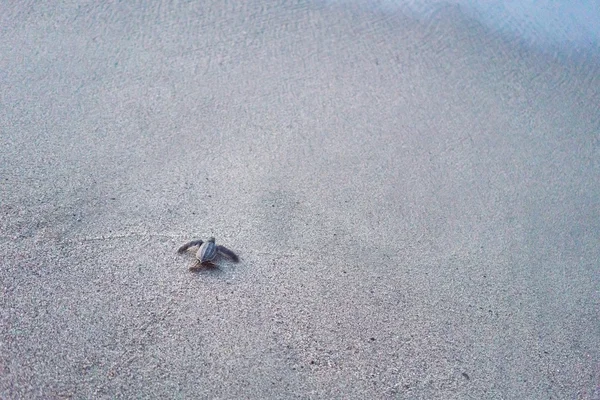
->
[330, 0, 600, 62]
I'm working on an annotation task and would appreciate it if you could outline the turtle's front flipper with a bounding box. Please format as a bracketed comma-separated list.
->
[178, 240, 204, 253]
[217, 245, 239, 263]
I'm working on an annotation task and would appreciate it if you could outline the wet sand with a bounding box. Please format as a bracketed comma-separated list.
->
[1, 2, 599, 398]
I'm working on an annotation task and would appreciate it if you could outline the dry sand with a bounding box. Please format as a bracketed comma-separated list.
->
[1, 2, 599, 399]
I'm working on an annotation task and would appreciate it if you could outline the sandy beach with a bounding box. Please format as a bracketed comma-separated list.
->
[1, 1, 599, 398]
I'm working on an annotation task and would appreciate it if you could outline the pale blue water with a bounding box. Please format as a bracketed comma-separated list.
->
[331, 0, 600, 60]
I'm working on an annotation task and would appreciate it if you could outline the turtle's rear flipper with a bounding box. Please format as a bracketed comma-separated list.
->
[188, 260, 203, 271]
[217, 245, 239, 263]
[178, 240, 204, 253]
[189, 260, 218, 271]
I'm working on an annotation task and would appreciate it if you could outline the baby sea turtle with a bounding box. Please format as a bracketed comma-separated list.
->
[177, 237, 239, 270]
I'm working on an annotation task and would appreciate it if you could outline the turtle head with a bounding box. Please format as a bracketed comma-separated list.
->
[207, 237, 216, 243]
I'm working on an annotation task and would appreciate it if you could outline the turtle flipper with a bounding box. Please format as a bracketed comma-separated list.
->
[178, 240, 204, 253]
[189, 260, 219, 271]
[189, 260, 202, 271]
[217, 245, 239, 263]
